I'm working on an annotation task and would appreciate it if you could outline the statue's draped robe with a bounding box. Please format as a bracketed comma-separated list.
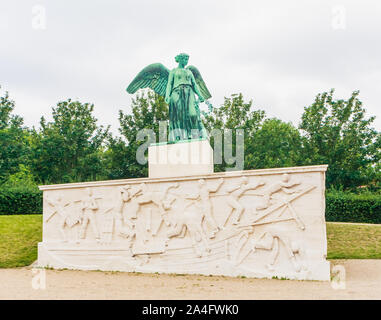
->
[168, 82, 207, 142]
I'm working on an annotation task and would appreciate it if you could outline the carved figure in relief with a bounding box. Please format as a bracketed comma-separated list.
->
[186, 178, 224, 239]
[79, 188, 100, 240]
[116, 182, 180, 247]
[100, 185, 141, 243]
[251, 229, 302, 272]
[132, 182, 178, 227]
[110, 185, 141, 244]
[246, 184, 316, 231]
[150, 182, 180, 236]
[232, 228, 254, 265]
[160, 187, 211, 257]
[119, 184, 144, 221]
[224, 177, 265, 225]
[44, 194, 81, 242]
[165, 195, 211, 258]
[232, 225, 303, 273]
[118, 185, 143, 219]
[256, 173, 300, 211]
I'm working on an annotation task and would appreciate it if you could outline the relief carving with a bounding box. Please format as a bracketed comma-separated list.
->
[186, 178, 224, 239]
[115, 182, 180, 253]
[250, 183, 315, 230]
[228, 175, 316, 272]
[224, 177, 265, 226]
[39, 168, 329, 280]
[78, 188, 101, 240]
[44, 194, 81, 242]
[165, 191, 211, 258]
[256, 173, 300, 211]
[251, 229, 303, 272]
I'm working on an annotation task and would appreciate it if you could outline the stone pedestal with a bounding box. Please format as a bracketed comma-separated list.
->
[37, 165, 330, 281]
[148, 139, 213, 179]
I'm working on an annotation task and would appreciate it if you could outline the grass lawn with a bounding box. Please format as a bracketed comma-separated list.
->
[326, 222, 381, 259]
[0, 215, 380, 268]
[0, 214, 42, 268]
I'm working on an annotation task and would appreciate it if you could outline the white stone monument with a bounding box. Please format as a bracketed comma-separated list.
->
[148, 139, 214, 178]
[37, 142, 330, 280]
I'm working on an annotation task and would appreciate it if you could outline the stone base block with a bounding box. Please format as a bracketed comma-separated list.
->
[148, 139, 213, 179]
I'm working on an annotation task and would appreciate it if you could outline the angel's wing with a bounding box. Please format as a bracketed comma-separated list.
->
[126, 63, 170, 97]
[186, 65, 212, 100]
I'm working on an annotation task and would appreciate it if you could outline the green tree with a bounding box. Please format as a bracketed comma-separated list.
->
[299, 90, 380, 189]
[106, 91, 168, 179]
[0, 87, 31, 182]
[246, 118, 303, 169]
[31, 99, 109, 183]
[203, 93, 266, 172]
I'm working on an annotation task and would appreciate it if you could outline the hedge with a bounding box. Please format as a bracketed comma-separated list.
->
[326, 192, 381, 224]
[0, 187, 42, 215]
[0, 187, 380, 224]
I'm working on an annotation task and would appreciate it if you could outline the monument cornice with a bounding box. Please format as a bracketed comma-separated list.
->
[39, 164, 328, 191]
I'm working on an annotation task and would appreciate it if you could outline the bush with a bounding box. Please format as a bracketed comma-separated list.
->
[0, 187, 42, 215]
[326, 191, 381, 224]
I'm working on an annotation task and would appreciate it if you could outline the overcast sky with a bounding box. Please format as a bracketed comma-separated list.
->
[1, 0, 380, 135]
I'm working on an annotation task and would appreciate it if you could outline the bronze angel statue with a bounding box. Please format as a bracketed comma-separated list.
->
[126, 53, 211, 142]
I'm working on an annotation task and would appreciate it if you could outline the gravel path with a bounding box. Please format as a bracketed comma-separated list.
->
[1, 260, 380, 300]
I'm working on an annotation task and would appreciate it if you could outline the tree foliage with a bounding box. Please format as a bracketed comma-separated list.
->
[106, 91, 168, 179]
[203, 94, 303, 172]
[30, 99, 109, 184]
[246, 118, 303, 170]
[299, 90, 380, 189]
[203, 93, 265, 172]
[0, 88, 31, 182]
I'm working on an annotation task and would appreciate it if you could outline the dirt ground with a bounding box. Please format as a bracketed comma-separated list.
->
[1, 260, 380, 300]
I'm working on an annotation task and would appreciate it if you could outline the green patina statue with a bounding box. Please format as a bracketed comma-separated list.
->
[126, 53, 212, 142]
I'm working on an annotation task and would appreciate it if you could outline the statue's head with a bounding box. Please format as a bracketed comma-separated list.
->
[175, 53, 189, 66]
